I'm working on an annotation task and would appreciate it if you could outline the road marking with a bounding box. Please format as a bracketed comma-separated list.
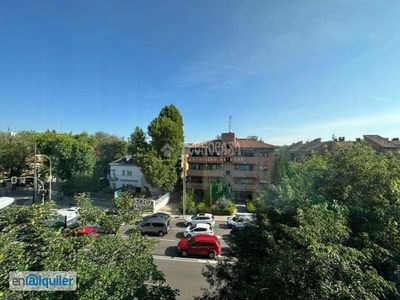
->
[153, 255, 218, 264]
[157, 238, 176, 242]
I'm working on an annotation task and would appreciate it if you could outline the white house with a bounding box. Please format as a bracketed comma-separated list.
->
[108, 156, 162, 196]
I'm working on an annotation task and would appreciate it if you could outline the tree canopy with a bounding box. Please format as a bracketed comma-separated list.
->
[0, 194, 179, 299]
[130, 105, 184, 192]
[197, 142, 400, 300]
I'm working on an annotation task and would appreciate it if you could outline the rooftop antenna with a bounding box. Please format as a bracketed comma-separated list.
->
[228, 115, 233, 133]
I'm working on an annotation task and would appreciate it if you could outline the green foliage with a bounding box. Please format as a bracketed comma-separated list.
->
[179, 189, 196, 214]
[0, 197, 178, 299]
[196, 202, 206, 213]
[132, 105, 184, 192]
[197, 142, 400, 300]
[215, 196, 233, 209]
[271, 152, 286, 185]
[92, 131, 128, 178]
[61, 175, 96, 196]
[209, 204, 235, 216]
[245, 200, 256, 213]
[0, 130, 36, 177]
[101, 186, 115, 194]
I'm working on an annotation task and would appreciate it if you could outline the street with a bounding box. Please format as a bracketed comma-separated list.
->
[9, 195, 234, 300]
[122, 218, 233, 300]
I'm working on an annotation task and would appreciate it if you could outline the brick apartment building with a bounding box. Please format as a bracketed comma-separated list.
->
[185, 132, 277, 203]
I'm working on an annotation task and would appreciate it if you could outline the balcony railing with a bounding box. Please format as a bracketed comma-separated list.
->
[186, 182, 207, 190]
[187, 169, 208, 177]
[232, 184, 259, 192]
[231, 171, 258, 178]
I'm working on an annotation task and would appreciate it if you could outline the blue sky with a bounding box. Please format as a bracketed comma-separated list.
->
[1, 0, 399, 146]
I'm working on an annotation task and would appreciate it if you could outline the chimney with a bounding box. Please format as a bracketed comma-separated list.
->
[356, 138, 361, 142]
[221, 132, 236, 143]
[339, 137, 345, 141]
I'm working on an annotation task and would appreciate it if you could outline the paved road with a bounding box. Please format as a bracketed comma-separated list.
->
[122, 218, 233, 299]
[11, 196, 234, 299]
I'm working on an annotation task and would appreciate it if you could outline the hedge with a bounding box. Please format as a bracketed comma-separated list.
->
[196, 202, 235, 216]
[245, 200, 256, 213]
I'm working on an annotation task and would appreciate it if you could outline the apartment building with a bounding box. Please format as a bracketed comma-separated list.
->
[185, 132, 276, 203]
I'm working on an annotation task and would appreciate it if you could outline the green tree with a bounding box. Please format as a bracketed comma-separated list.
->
[196, 142, 400, 300]
[0, 130, 36, 177]
[128, 126, 148, 155]
[270, 151, 286, 185]
[0, 198, 179, 300]
[133, 105, 184, 192]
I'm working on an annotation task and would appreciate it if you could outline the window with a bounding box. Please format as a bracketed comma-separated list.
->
[226, 170, 230, 175]
[152, 223, 164, 227]
[241, 151, 254, 157]
[189, 176, 202, 183]
[127, 170, 133, 176]
[122, 170, 126, 176]
[225, 157, 231, 162]
[235, 178, 253, 185]
[234, 164, 253, 171]
[209, 164, 221, 170]
[259, 165, 268, 171]
[190, 163, 203, 170]
[259, 152, 268, 158]
[259, 179, 269, 185]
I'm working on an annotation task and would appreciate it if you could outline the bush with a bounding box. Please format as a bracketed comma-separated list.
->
[209, 204, 235, 216]
[245, 200, 256, 213]
[197, 202, 206, 213]
[179, 196, 196, 214]
[215, 196, 233, 209]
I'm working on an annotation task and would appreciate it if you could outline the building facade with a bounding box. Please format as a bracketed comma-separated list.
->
[185, 132, 276, 203]
[108, 156, 162, 196]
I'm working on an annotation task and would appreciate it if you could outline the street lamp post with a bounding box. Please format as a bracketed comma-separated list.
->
[36, 154, 52, 203]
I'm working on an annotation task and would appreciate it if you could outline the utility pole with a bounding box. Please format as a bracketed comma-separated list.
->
[33, 142, 37, 204]
[182, 145, 188, 218]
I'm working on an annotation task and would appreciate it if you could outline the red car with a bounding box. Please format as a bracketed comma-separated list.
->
[76, 226, 99, 237]
[177, 234, 221, 259]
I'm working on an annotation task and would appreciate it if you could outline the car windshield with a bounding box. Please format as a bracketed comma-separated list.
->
[187, 236, 195, 246]
[189, 225, 195, 230]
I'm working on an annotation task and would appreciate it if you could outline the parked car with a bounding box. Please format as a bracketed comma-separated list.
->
[143, 212, 171, 222]
[136, 217, 171, 237]
[183, 223, 214, 238]
[226, 215, 253, 230]
[177, 234, 221, 259]
[184, 213, 215, 227]
[75, 226, 99, 237]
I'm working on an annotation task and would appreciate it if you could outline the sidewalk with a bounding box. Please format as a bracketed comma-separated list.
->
[155, 200, 247, 222]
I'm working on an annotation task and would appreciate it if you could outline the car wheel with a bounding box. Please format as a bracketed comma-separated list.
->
[232, 225, 236, 230]
[208, 252, 216, 259]
[158, 231, 165, 237]
[187, 223, 192, 227]
[187, 234, 192, 238]
[181, 250, 188, 257]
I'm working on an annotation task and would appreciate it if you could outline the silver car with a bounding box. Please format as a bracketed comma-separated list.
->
[183, 223, 214, 238]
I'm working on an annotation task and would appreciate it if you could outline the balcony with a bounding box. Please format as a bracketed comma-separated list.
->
[232, 184, 259, 192]
[207, 170, 224, 177]
[187, 182, 207, 190]
[231, 171, 258, 178]
[187, 169, 207, 177]
[231, 157, 258, 164]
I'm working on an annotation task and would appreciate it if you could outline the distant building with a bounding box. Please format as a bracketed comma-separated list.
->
[363, 135, 400, 153]
[185, 132, 277, 203]
[108, 156, 162, 196]
[285, 137, 352, 161]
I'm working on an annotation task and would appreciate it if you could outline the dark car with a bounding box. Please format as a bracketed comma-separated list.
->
[142, 212, 171, 222]
[136, 217, 171, 237]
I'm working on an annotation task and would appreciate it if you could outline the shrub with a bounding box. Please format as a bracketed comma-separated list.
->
[215, 196, 233, 209]
[197, 202, 206, 213]
[179, 196, 196, 214]
[209, 204, 235, 216]
[245, 200, 256, 213]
